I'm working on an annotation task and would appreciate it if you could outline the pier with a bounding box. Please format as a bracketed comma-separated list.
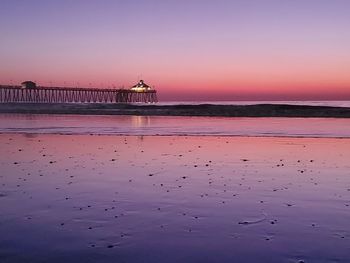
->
[0, 81, 158, 104]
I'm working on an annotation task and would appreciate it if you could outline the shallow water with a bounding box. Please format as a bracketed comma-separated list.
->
[1, 114, 350, 137]
[0, 134, 349, 263]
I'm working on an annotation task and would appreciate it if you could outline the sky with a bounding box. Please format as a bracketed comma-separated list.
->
[0, 0, 350, 101]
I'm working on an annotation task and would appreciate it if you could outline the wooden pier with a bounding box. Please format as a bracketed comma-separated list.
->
[0, 85, 158, 104]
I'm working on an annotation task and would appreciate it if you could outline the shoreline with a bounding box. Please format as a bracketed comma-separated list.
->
[1, 132, 350, 139]
[0, 103, 350, 118]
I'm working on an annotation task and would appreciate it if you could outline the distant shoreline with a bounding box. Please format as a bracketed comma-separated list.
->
[0, 103, 350, 118]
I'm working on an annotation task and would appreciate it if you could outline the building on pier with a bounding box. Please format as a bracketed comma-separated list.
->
[130, 80, 152, 92]
[21, 81, 37, 89]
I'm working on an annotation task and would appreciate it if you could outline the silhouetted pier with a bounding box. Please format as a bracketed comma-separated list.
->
[0, 85, 158, 104]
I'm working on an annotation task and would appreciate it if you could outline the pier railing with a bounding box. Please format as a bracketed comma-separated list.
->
[0, 86, 157, 103]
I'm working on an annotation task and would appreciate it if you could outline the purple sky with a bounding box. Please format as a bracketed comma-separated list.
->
[1, 0, 350, 100]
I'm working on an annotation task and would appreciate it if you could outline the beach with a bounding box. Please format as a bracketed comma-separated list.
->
[1, 132, 350, 263]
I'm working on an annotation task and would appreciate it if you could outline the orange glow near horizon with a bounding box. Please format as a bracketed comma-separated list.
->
[1, 1, 350, 101]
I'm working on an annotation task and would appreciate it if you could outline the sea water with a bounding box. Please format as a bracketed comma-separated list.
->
[157, 100, 350, 107]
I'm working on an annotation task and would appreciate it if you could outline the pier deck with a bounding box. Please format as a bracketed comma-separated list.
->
[0, 86, 157, 103]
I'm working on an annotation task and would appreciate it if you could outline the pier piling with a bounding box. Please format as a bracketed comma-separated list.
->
[0, 86, 157, 104]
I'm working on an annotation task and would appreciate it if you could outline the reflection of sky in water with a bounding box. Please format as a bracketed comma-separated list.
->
[1, 134, 350, 262]
[131, 115, 151, 128]
[1, 114, 350, 137]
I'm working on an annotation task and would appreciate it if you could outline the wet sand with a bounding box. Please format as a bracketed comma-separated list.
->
[1, 114, 350, 137]
[0, 134, 349, 263]
[1, 103, 350, 118]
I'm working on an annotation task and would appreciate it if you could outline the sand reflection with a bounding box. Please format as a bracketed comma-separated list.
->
[131, 116, 151, 127]
[0, 134, 349, 262]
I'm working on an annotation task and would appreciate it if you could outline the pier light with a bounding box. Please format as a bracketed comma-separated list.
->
[130, 80, 152, 92]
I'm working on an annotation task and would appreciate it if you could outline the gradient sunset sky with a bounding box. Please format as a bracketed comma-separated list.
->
[1, 0, 349, 101]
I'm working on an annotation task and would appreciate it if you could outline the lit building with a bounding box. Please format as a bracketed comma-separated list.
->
[130, 80, 152, 92]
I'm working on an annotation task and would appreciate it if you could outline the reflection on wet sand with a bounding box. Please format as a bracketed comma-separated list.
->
[0, 134, 349, 263]
[131, 115, 151, 127]
[1, 114, 350, 137]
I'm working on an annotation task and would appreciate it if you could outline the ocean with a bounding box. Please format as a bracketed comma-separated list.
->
[157, 100, 350, 107]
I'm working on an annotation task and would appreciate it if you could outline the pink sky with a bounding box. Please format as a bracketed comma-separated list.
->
[1, 0, 350, 101]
